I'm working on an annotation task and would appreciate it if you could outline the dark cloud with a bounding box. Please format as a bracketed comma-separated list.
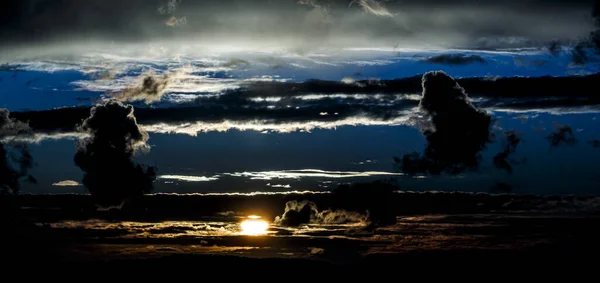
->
[74, 101, 156, 206]
[0, 0, 594, 53]
[493, 130, 523, 174]
[421, 54, 486, 65]
[274, 200, 366, 226]
[397, 71, 492, 175]
[275, 180, 397, 228]
[590, 139, 600, 148]
[546, 123, 578, 148]
[0, 109, 36, 194]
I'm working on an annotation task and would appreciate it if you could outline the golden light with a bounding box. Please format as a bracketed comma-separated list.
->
[240, 216, 269, 236]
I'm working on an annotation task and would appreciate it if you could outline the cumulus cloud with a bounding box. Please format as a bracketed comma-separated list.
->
[397, 71, 492, 175]
[0, 108, 36, 194]
[74, 101, 156, 205]
[493, 130, 524, 174]
[349, 0, 393, 17]
[421, 54, 486, 65]
[274, 200, 367, 226]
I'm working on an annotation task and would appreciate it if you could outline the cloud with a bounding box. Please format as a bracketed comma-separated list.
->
[0, 108, 36, 194]
[159, 175, 219, 182]
[1, 0, 594, 53]
[74, 101, 156, 205]
[224, 169, 403, 180]
[590, 140, 600, 148]
[110, 72, 170, 104]
[52, 180, 82, 187]
[274, 200, 367, 226]
[493, 130, 524, 174]
[421, 54, 487, 65]
[349, 0, 393, 17]
[158, 0, 181, 15]
[164, 16, 187, 27]
[546, 123, 578, 148]
[8, 72, 600, 138]
[397, 71, 492, 175]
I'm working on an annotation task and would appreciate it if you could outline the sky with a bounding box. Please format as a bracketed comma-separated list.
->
[1, 0, 600, 197]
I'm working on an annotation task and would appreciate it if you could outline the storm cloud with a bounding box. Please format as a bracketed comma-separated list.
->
[74, 101, 156, 205]
[0, 0, 596, 57]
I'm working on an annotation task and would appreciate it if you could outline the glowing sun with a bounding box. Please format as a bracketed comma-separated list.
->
[240, 215, 269, 236]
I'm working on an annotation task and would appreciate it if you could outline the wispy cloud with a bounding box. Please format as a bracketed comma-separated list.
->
[52, 180, 82, 187]
[350, 0, 393, 17]
[224, 169, 403, 180]
[159, 175, 220, 182]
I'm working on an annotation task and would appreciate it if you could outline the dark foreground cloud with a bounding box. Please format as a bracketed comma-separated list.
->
[397, 71, 492, 175]
[493, 130, 524, 174]
[546, 123, 578, 148]
[421, 54, 486, 65]
[0, 109, 36, 194]
[74, 101, 156, 206]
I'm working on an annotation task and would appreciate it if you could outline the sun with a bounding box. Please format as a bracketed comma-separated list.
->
[240, 215, 269, 236]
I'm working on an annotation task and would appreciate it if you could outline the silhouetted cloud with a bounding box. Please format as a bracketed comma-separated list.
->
[546, 123, 578, 148]
[397, 71, 492, 175]
[590, 139, 600, 148]
[421, 54, 486, 65]
[0, 109, 35, 194]
[74, 101, 156, 206]
[493, 130, 523, 174]
[274, 200, 367, 226]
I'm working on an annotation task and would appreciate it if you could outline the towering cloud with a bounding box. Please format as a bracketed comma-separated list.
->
[74, 101, 156, 205]
[0, 109, 36, 194]
[397, 71, 492, 175]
